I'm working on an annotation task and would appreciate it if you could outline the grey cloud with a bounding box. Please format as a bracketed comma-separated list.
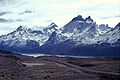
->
[0, 11, 11, 16]
[0, 0, 19, 5]
[0, 12, 7, 16]
[16, 19, 23, 22]
[0, 18, 8, 23]
[0, 18, 24, 23]
[19, 10, 33, 15]
[100, 15, 120, 19]
[43, 20, 53, 22]
[0, 18, 13, 23]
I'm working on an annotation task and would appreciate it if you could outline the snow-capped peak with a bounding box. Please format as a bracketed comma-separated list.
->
[49, 22, 58, 28]
[0, 15, 119, 55]
[45, 15, 120, 46]
[16, 26, 28, 31]
[85, 16, 94, 24]
[96, 24, 111, 34]
[72, 15, 85, 22]
[0, 23, 59, 48]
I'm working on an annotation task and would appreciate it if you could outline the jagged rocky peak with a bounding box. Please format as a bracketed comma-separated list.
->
[99, 24, 108, 27]
[62, 15, 96, 33]
[46, 22, 59, 30]
[0, 23, 59, 49]
[49, 22, 58, 27]
[16, 26, 28, 31]
[115, 22, 120, 29]
[85, 16, 94, 23]
[72, 15, 84, 22]
[98, 24, 111, 30]
[96, 24, 111, 34]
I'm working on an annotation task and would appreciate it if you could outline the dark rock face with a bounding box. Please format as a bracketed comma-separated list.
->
[72, 15, 85, 21]
[115, 22, 120, 29]
[26, 40, 40, 49]
[62, 16, 85, 33]
[85, 16, 93, 22]
[40, 16, 120, 56]
[40, 40, 120, 56]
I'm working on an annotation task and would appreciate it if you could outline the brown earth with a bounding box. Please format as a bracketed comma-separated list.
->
[0, 51, 119, 80]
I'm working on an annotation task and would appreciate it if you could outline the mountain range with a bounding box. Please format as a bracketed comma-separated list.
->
[0, 15, 119, 56]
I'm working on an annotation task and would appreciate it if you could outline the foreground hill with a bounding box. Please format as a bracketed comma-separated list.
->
[0, 50, 119, 80]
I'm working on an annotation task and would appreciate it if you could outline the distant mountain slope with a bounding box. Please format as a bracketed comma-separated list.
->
[40, 16, 120, 56]
[0, 23, 58, 53]
[0, 15, 119, 56]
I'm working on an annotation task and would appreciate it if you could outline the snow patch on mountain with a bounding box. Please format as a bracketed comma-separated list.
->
[0, 15, 119, 55]
[44, 15, 119, 48]
[0, 22, 58, 48]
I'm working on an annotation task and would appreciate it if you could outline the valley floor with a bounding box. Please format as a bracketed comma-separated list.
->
[0, 52, 120, 80]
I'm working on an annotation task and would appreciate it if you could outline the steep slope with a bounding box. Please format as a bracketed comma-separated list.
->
[96, 24, 111, 34]
[69, 23, 120, 56]
[95, 23, 120, 45]
[0, 22, 58, 53]
[40, 16, 120, 56]
[44, 16, 100, 46]
[41, 16, 99, 48]
[70, 23, 120, 56]
[0, 15, 119, 56]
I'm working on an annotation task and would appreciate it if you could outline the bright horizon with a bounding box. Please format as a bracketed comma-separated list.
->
[0, 0, 120, 35]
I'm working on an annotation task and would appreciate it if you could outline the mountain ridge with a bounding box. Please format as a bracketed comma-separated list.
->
[0, 15, 119, 56]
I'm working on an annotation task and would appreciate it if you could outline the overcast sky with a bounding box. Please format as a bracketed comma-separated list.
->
[0, 0, 120, 35]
